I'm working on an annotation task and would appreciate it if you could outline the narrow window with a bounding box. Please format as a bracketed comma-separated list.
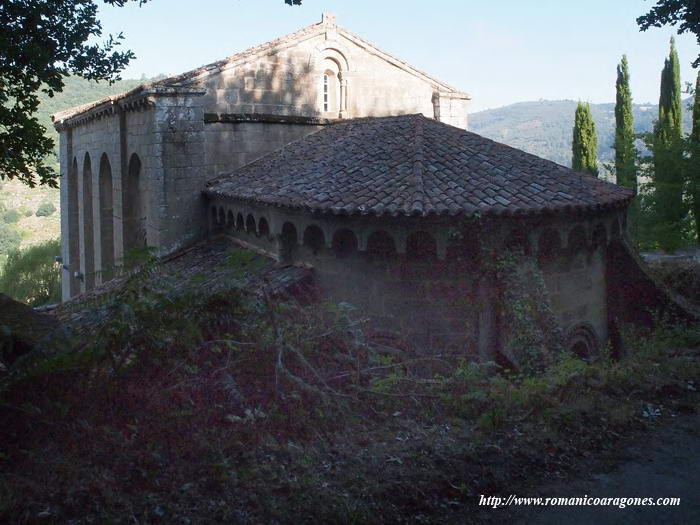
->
[323, 74, 329, 112]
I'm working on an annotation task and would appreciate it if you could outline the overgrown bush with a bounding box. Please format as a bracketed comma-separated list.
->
[0, 222, 21, 258]
[0, 248, 699, 523]
[35, 201, 56, 217]
[2, 209, 20, 224]
[0, 239, 61, 306]
[648, 258, 700, 305]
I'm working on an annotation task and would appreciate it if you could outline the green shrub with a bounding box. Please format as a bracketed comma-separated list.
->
[2, 209, 20, 224]
[35, 201, 56, 217]
[0, 239, 61, 306]
[22, 209, 32, 217]
[0, 222, 21, 258]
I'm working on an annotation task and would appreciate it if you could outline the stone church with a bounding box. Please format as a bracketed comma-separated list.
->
[53, 13, 468, 297]
[53, 13, 688, 361]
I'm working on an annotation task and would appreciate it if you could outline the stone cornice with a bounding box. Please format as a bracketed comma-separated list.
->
[52, 87, 206, 131]
[203, 113, 336, 126]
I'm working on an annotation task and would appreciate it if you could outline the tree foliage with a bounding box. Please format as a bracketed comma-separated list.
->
[637, 0, 700, 67]
[0, 239, 61, 306]
[572, 102, 599, 176]
[0, 222, 22, 259]
[0, 0, 301, 188]
[614, 55, 637, 190]
[690, 71, 700, 242]
[650, 38, 687, 251]
[614, 56, 641, 243]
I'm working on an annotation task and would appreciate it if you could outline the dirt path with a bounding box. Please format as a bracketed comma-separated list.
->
[499, 414, 700, 524]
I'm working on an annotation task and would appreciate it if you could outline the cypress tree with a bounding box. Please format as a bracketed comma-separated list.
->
[658, 38, 683, 140]
[690, 71, 700, 242]
[652, 37, 685, 250]
[614, 55, 636, 189]
[572, 102, 599, 176]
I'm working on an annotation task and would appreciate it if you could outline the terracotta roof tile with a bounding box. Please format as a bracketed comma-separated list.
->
[206, 114, 634, 217]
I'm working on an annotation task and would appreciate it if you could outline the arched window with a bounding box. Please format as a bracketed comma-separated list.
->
[406, 232, 437, 261]
[218, 207, 225, 227]
[82, 152, 95, 291]
[227, 210, 235, 229]
[505, 228, 530, 256]
[258, 217, 270, 238]
[68, 157, 80, 296]
[332, 228, 358, 258]
[99, 153, 114, 282]
[246, 214, 256, 234]
[592, 223, 607, 249]
[280, 222, 298, 263]
[303, 225, 325, 255]
[236, 213, 245, 231]
[537, 229, 561, 266]
[611, 217, 621, 241]
[567, 225, 587, 252]
[321, 58, 340, 116]
[367, 231, 396, 260]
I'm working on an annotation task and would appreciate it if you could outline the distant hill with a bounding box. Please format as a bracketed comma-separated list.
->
[469, 99, 693, 169]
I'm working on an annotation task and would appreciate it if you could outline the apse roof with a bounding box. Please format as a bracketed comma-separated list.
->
[205, 114, 633, 218]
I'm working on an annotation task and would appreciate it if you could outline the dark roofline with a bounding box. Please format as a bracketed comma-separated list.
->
[204, 187, 633, 219]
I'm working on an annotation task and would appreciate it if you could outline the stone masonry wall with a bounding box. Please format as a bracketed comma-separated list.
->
[151, 94, 207, 253]
[541, 247, 608, 352]
[208, 199, 623, 359]
[203, 122, 323, 179]
[196, 22, 469, 180]
[59, 111, 123, 298]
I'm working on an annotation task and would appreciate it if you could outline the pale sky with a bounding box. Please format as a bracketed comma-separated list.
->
[98, 0, 699, 112]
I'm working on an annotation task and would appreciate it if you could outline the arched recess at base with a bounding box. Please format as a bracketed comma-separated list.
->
[82, 152, 95, 291]
[566, 323, 599, 359]
[68, 157, 81, 296]
[123, 153, 147, 256]
[99, 153, 115, 282]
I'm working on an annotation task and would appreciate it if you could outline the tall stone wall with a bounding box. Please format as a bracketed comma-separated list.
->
[305, 248, 478, 353]
[208, 198, 626, 360]
[541, 247, 608, 353]
[59, 111, 124, 298]
[203, 121, 323, 179]
[58, 90, 208, 300]
[151, 94, 207, 253]
[194, 20, 469, 179]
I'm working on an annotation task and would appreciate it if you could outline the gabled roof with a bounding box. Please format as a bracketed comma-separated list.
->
[205, 114, 634, 218]
[53, 13, 467, 125]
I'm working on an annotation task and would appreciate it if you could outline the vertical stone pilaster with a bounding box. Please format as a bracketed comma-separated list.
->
[339, 74, 348, 118]
[59, 128, 72, 301]
[152, 91, 207, 254]
[114, 107, 128, 266]
[435, 92, 470, 130]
